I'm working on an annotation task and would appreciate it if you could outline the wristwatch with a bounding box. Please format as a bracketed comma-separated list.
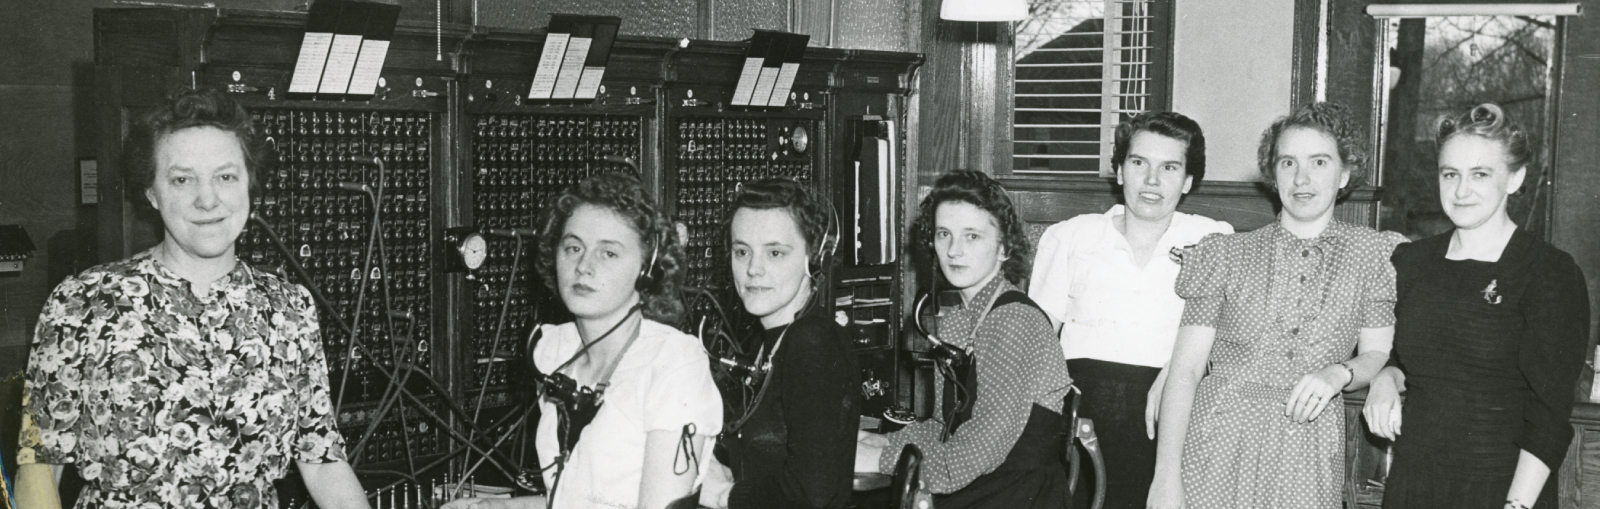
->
[1337, 362, 1356, 390]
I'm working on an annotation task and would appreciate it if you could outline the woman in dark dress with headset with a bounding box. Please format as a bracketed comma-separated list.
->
[699, 178, 861, 509]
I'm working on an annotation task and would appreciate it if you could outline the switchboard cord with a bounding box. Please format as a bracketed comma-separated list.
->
[468, 234, 525, 445]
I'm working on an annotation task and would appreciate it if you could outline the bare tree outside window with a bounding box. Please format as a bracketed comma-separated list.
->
[1012, 0, 1166, 175]
[1378, 16, 1556, 239]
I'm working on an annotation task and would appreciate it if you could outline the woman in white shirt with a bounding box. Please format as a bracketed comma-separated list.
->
[447, 171, 723, 509]
[1027, 112, 1232, 509]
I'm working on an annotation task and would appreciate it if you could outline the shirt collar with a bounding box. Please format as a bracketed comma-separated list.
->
[1269, 219, 1352, 245]
[1101, 204, 1198, 254]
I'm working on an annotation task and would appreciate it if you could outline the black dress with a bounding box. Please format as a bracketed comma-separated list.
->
[724, 308, 861, 509]
[1383, 230, 1590, 509]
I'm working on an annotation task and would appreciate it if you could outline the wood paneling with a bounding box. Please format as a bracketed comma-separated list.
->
[1551, 4, 1600, 403]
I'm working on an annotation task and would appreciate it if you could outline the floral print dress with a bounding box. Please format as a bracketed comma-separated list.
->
[23, 249, 348, 509]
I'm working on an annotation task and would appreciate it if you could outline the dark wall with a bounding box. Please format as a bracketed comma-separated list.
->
[0, 0, 119, 376]
[0, 0, 330, 378]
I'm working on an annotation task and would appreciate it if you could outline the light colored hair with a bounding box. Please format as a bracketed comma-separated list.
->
[1437, 103, 1534, 175]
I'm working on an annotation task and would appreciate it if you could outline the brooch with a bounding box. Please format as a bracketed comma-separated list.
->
[1169, 244, 1196, 264]
[1481, 279, 1502, 305]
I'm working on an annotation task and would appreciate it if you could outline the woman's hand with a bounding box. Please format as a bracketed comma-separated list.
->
[1286, 364, 1351, 424]
[857, 430, 890, 449]
[1146, 473, 1184, 509]
[855, 432, 887, 473]
[699, 453, 736, 509]
[1362, 371, 1403, 440]
[440, 495, 546, 509]
[1146, 367, 1169, 439]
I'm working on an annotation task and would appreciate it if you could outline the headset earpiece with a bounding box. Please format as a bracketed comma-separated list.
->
[810, 205, 842, 277]
[636, 230, 665, 292]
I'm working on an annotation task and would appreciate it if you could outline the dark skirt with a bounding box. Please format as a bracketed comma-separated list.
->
[1066, 359, 1161, 509]
[1381, 383, 1558, 509]
[935, 403, 1070, 509]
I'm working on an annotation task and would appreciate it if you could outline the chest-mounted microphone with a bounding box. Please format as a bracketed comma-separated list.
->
[716, 355, 769, 387]
[525, 326, 606, 452]
[914, 291, 971, 369]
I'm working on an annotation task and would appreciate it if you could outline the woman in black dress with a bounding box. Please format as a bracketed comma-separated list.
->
[1363, 103, 1590, 509]
[698, 178, 860, 509]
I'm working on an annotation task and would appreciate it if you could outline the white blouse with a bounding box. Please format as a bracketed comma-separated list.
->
[533, 319, 724, 509]
[1028, 205, 1234, 368]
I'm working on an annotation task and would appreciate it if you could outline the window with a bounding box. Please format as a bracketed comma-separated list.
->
[1374, 14, 1558, 239]
[1011, 0, 1172, 176]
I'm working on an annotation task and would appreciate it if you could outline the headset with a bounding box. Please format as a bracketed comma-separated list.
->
[636, 229, 665, 292]
[716, 178, 840, 433]
[913, 291, 971, 370]
[810, 200, 842, 283]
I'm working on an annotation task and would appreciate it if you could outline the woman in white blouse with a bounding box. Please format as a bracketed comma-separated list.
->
[1028, 112, 1231, 509]
[446, 172, 722, 509]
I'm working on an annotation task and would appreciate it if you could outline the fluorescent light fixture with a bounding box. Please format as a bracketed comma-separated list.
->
[1367, 3, 1580, 18]
[940, 0, 1027, 22]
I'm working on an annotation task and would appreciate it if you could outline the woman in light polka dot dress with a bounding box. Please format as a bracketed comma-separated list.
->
[855, 171, 1073, 509]
[1146, 103, 1406, 509]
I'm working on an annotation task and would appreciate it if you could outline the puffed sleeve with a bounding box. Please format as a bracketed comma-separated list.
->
[1027, 221, 1076, 324]
[1360, 232, 1407, 329]
[726, 319, 859, 509]
[1387, 240, 1421, 370]
[1514, 248, 1589, 470]
[879, 303, 1065, 493]
[1176, 233, 1231, 327]
[288, 285, 349, 463]
[644, 336, 724, 437]
[24, 276, 95, 464]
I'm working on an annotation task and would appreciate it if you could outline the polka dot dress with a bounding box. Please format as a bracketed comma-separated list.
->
[1175, 221, 1405, 509]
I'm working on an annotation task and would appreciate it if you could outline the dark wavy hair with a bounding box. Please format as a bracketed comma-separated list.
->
[1113, 111, 1207, 186]
[1437, 103, 1534, 185]
[123, 88, 270, 209]
[909, 170, 1032, 286]
[535, 171, 685, 325]
[1257, 102, 1370, 199]
[725, 178, 837, 275]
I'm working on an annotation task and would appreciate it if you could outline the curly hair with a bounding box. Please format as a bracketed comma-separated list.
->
[535, 171, 685, 325]
[123, 88, 271, 208]
[909, 170, 1032, 286]
[1113, 111, 1207, 186]
[1257, 102, 1369, 199]
[725, 178, 837, 274]
[1437, 103, 1534, 179]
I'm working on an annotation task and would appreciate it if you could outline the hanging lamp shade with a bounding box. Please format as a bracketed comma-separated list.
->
[940, 0, 1028, 21]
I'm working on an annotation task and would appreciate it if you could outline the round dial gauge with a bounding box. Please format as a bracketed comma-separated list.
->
[790, 124, 810, 154]
[458, 232, 488, 270]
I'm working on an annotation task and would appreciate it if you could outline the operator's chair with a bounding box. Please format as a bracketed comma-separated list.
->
[888, 444, 928, 509]
[1063, 386, 1105, 509]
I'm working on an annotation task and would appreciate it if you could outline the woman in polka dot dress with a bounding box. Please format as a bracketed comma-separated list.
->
[855, 171, 1073, 509]
[1146, 103, 1406, 509]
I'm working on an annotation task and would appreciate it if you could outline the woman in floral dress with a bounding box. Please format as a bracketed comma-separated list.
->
[23, 89, 369, 509]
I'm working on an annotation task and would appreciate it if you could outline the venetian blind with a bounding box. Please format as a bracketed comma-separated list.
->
[1013, 0, 1162, 175]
